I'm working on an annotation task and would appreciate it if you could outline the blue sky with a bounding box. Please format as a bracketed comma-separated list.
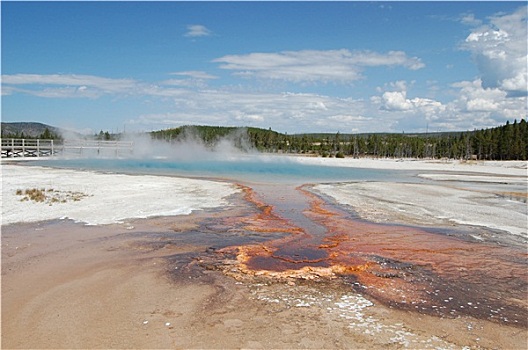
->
[2, 1, 527, 134]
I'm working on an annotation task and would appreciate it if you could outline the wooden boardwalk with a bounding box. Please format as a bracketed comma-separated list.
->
[1, 139, 57, 158]
[61, 139, 134, 157]
[1, 139, 134, 158]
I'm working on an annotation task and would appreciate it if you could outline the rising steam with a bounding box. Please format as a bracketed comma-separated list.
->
[59, 126, 256, 161]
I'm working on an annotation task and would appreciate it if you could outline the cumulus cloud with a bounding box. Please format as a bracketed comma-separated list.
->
[372, 81, 449, 129]
[380, 91, 413, 111]
[366, 7, 528, 132]
[462, 6, 527, 96]
[375, 80, 445, 117]
[372, 76, 526, 132]
[452, 79, 527, 115]
[442, 78, 526, 130]
[451, 79, 509, 112]
[184, 24, 212, 37]
[213, 49, 424, 83]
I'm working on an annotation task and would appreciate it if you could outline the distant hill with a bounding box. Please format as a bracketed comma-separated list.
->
[1, 122, 64, 139]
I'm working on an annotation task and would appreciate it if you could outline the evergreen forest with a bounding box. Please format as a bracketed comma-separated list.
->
[3, 119, 526, 161]
[150, 119, 528, 161]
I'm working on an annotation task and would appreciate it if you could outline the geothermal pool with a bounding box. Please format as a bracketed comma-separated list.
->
[30, 155, 405, 183]
[26, 156, 527, 329]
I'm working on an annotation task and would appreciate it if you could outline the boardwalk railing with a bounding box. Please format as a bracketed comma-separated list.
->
[1, 139, 57, 158]
[62, 139, 134, 157]
[1, 139, 134, 158]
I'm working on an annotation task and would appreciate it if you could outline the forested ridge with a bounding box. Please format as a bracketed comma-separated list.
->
[1, 122, 63, 140]
[151, 120, 527, 161]
[3, 119, 526, 160]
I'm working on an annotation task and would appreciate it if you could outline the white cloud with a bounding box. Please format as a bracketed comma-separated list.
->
[1, 73, 136, 90]
[307, 101, 328, 111]
[326, 115, 371, 123]
[381, 91, 413, 111]
[451, 79, 508, 112]
[128, 89, 374, 133]
[376, 81, 444, 116]
[160, 79, 199, 87]
[234, 113, 264, 123]
[349, 51, 424, 70]
[1, 73, 197, 99]
[466, 98, 499, 112]
[443, 79, 527, 129]
[373, 81, 454, 129]
[1, 86, 15, 96]
[1, 73, 138, 97]
[372, 78, 526, 131]
[213, 49, 424, 83]
[10, 86, 103, 99]
[4, 71, 524, 134]
[160, 71, 218, 89]
[462, 6, 527, 96]
[460, 13, 482, 26]
[184, 24, 212, 37]
[501, 72, 527, 93]
[170, 71, 218, 80]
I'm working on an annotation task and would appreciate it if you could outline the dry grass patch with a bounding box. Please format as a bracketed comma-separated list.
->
[16, 188, 91, 205]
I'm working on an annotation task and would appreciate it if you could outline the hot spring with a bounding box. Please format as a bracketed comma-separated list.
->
[29, 154, 405, 184]
[23, 152, 528, 328]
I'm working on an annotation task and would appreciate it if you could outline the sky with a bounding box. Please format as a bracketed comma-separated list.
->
[1, 1, 527, 135]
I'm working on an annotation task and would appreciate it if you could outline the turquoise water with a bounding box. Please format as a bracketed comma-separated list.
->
[31, 156, 402, 183]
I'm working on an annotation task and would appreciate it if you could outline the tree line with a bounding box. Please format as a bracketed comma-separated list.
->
[4, 120, 524, 160]
[1, 127, 62, 141]
[150, 120, 527, 161]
